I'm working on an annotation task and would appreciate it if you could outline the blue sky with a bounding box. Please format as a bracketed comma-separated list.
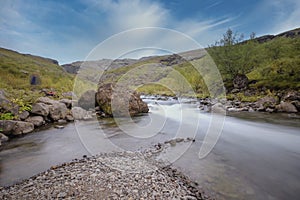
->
[0, 0, 299, 64]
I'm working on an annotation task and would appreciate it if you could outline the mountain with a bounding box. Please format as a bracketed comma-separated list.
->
[254, 27, 300, 43]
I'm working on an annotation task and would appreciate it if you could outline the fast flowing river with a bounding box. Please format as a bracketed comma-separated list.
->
[0, 97, 300, 200]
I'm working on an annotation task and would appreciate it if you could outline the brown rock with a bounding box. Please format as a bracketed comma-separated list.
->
[25, 116, 45, 127]
[78, 90, 97, 110]
[0, 120, 34, 135]
[276, 101, 298, 113]
[96, 83, 149, 117]
[31, 103, 50, 116]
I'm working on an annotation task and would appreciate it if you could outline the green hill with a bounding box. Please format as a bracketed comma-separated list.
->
[0, 47, 74, 99]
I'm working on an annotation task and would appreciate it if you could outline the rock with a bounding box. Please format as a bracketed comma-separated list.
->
[57, 119, 67, 124]
[54, 125, 64, 129]
[59, 99, 72, 109]
[71, 107, 92, 120]
[228, 107, 243, 112]
[31, 103, 50, 116]
[96, 83, 149, 117]
[0, 120, 34, 135]
[291, 101, 300, 112]
[25, 116, 45, 127]
[65, 114, 74, 121]
[231, 88, 240, 93]
[265, 107, 275, 113]
[49, 102, 68, 121]
[276, 101, 298, 113]
[175, 138, 184, 143]
[211, 103, 226, 114]
[0, 90, 11, 111]
[282, 91, 300, 101]
[36, 97, 57, 105]
[0, 133, 9, 143]
[233, 74, 249, 89]
[169, 140, 176, 146]
[19, 111, 30, 120]
[255, 96, 277, 111]
[78, 90, 97, 110]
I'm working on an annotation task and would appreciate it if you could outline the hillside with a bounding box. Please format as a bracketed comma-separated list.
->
[0, 47, 74, 101]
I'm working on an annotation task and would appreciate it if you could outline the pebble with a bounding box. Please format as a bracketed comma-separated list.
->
[0, 151, 209, 200]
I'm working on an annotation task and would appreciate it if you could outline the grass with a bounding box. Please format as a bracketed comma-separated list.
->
[0, 47, 75, 100]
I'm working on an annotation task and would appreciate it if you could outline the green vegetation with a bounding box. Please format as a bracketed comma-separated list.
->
[0, 48, 74, 96]
[208, 29, 300, 90]
[0, 112, 14, 120]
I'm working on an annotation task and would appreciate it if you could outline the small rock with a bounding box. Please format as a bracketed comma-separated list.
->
[57, 119, 67, 125]
[54, 125, 64, 129]
[175, 138, 184, 143]
[19, 111, 30, 120]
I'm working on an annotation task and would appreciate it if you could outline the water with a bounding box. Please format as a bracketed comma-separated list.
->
[0, 98, 300, 200]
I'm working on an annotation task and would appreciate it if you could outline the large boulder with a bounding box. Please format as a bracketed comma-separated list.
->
[78, 90, 97, 110]
[233, 74, 249, 89]
[96, 83, 149, 117]
[276, 101, 298, 113]
[0, 120, 34, 136]
[25, 116, 45, 127]
[49, 102, 68, 121]
[31, 103, 50, 116]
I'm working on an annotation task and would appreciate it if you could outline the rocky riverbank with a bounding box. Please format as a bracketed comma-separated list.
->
[198, 90, 300, 115]
[0, 85, 149, 146]
[0, 150, 209, 200]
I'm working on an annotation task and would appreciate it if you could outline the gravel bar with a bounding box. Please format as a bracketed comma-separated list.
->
[0, 151, 210, 199]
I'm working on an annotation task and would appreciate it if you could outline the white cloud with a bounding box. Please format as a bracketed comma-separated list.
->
[0, 0, 237, 63]
[260, 0, 300, 34]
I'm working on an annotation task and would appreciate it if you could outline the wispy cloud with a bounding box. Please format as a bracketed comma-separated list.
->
[205, 1, 223, 9]
[270, 0, 300, 33]
[0, 0, 238, 63]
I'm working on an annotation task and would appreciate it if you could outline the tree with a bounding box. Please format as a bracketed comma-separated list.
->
[208, 29, 257, 85]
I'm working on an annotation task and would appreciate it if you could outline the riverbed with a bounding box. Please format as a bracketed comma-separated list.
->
[0, 97, 300, 200]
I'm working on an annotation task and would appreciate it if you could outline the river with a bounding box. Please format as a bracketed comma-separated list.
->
[0, 97, 300, 200]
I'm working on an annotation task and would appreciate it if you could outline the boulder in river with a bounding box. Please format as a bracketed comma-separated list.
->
[49, 102, 68, 121]
[0, 120, 34, 136]
[96, 83, 149, 117]
[78, 90, 97, 110]
[276, 101, 298, 113]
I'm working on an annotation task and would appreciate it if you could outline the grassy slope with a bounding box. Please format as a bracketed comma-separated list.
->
[0, 48, 74, 102]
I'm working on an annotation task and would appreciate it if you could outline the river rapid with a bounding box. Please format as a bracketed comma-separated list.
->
[0, 97, 300, 200]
